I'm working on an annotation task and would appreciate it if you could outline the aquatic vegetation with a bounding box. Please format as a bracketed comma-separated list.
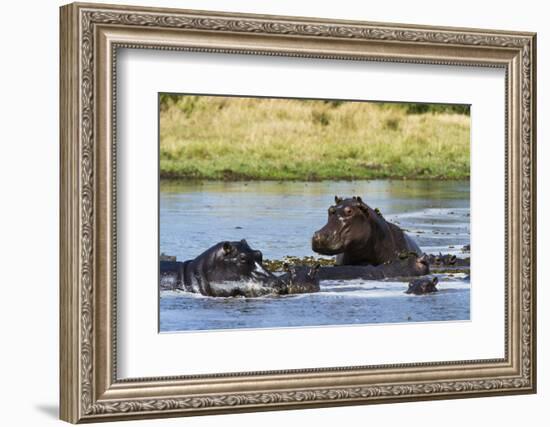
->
[264, 256, 335, 272]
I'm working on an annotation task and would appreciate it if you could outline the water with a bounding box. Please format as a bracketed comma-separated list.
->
[159, 180, 470, 332]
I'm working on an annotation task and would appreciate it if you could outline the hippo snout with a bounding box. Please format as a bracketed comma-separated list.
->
[311, 231, 329, 252]
[312, 230, 343, 255]
[312, 231, 322, 245]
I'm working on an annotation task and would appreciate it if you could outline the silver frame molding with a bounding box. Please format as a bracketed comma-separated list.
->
[60, 2, 536, 423]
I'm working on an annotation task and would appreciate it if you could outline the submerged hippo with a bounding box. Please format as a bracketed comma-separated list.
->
[180, 240, 287, 297]
[313, 252, 429, 281]
[312, 196, 421, 266]
[405, 276, 438, 295]
[425, 253, 470, 267]
[280, 263, 321, 294]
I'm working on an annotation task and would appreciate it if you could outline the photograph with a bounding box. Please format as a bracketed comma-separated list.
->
[57, 2, 536, 422]
[158, 94, 471, 332]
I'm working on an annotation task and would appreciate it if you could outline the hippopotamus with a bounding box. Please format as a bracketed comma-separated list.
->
[280, 263, 321, 294]
[313, 252, 429, 281]
[160, 242, 327, 297]
[312, 196, 421, 266]
[425, 253, 470, 267]
[405, 276, 438, 295]
[180, 240, 287, 297]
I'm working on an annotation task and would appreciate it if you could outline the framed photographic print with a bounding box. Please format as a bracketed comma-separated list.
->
[60, 2, 537, 423]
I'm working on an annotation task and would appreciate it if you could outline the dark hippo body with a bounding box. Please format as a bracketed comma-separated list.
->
[312, 196, 421, 266]
[311, 252, 429, 281]
[405, 276, 439, 295]
[166, 240, 286, 297]
[281, 253, 428, 283]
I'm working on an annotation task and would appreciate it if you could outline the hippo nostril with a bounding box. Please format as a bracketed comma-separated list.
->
[312, 233, 325, 250]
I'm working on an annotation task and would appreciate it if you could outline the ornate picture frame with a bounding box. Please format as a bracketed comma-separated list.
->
[60, 2, 536, 423]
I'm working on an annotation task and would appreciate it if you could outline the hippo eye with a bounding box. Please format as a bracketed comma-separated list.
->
[222, 241, 233, 255]
[328, 206, 336, 215]
[239, 254, 249, 263]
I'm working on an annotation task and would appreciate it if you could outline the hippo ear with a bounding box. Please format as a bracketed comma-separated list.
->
[222, 241, 232, 255]
[240, 238, 248, 246]
[334, 195, 343, 204]
[283, 264, 296, 279]
[358, 203, 369, 217]
[355, 196, 363, 203]
[253, 250, 263, 262]
[308, 264, 321, 278]
[398, 250, 408, 260]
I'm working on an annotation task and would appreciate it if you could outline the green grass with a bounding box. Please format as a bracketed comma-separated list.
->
[160, 95, 470, 181]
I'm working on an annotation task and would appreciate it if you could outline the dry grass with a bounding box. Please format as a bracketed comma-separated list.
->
[160, 95, 470, 180]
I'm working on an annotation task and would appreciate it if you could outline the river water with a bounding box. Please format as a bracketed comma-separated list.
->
[159, 180, 470, 332]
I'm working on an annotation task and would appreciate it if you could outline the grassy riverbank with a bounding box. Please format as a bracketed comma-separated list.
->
[160, 95, 470, 181]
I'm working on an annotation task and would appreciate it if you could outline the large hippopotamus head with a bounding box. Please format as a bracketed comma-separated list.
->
[203, 239, 272, 283]
[312, 196, 373, 256]
[182, 240, 286, 297]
